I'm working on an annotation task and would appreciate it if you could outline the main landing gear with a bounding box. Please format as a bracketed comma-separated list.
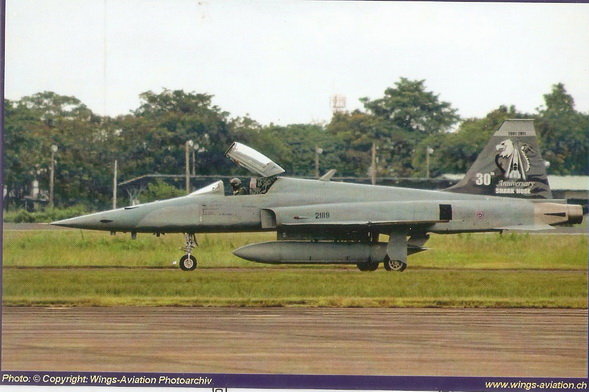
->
[356, 231, 410, 272]
[356, 261, 379, 271]
[383, 256, 407, 272]
[356, 257, 407, 272]
[179, 233, 198, 271]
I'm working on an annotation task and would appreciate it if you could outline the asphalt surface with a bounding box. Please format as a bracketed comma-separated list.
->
[2, 307, 587, 377]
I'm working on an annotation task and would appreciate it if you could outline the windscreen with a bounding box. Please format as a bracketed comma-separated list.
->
[189, 180, 225, 196]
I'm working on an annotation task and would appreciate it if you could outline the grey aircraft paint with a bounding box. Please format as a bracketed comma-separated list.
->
[53, 120, 584, 272]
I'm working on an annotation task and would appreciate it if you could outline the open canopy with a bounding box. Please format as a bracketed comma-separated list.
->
[225, 142, 285, 178]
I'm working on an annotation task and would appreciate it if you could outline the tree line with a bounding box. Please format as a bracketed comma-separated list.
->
[4, 78, 588, 210]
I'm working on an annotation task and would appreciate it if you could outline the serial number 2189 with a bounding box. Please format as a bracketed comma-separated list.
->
[315, 212, 330, 219]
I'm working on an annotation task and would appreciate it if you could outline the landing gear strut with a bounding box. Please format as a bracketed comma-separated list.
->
[179, 233, 198, 271]
[385, 231, 408, 272]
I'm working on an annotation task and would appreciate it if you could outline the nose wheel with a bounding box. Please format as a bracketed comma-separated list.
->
[179, 233, 198, 271]
[179, 254, 197, 271]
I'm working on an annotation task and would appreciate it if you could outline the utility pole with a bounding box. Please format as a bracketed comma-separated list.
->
[185, 140, 193, 194]
[314, 146, 323, 178]
[425, 146, 434, 179]
[49, 145, 58, 207]
[371, 142, 376, 185]
[113, 160, 118, 209]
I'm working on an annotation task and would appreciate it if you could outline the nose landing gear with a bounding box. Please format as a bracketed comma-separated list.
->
[179, 233, 198, 271]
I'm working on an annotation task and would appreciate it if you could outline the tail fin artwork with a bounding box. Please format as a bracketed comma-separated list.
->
[446, 119, 552, 199]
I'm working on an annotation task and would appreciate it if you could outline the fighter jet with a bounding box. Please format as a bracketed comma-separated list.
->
[52, 120, 583, 272]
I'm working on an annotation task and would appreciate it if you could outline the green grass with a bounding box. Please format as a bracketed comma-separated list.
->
[2, 230, 587, 308]
[2, 231, 273, 268]
[2, 268, 585, 308]
[412, 232, 588, 270]
[2, 230, 586, 270]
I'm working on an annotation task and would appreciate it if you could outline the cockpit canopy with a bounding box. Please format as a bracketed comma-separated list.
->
[189, 143, 284, 197]
[188, 177, 277, 197]
[225, 142, 285, 178]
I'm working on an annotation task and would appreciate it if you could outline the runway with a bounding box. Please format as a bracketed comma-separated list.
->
[2, 307, 587, 377]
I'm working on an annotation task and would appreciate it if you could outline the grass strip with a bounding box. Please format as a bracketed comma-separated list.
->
[2, 231, 587, 270]
[3, 268, 586, 308]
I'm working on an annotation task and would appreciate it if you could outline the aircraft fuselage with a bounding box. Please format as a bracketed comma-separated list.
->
[53, 177, 581, 236]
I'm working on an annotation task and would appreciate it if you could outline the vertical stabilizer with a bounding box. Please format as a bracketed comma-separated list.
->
[446, 119, 552, 199]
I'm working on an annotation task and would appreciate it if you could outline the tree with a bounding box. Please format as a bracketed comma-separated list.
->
[416, 106, 526, 176]
[414, 83, 588, 177]
[361, 78, 460, 137]
[4, 93, 117, 209]
[264, 124, 346, 176]
[535, 83, 589, 175]
[328, 78, 460, 177]
[19, 91, 96, 126]
[326, 110, 377, 176]
[128, 89, 233, 176]
[362, 78, 460, 176]
[3, 99, 45, 209]
[139, 179, 182, 203]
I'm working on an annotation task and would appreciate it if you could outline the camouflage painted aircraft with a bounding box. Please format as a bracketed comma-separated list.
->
[52, 120, 583, 272]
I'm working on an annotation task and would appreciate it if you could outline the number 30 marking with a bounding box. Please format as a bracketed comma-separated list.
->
[475, 173, 492, 186]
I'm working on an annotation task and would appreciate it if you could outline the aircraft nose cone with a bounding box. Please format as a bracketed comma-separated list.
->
[51, 210, 122, 230]
[52, 214, 105, 230]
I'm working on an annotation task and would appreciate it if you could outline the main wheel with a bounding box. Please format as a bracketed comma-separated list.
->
[356, 261, 379, 271]
[383, 256, 406, 272]
[179, 254, 197, 271]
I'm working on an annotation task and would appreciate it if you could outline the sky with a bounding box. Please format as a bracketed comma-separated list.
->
[5, 0, 589, 125]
